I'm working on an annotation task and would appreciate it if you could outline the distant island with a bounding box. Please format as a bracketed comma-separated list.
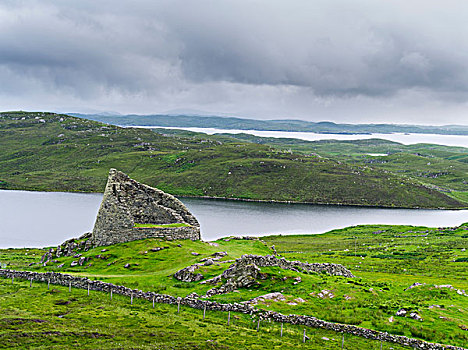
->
[72, 113, 468, 136]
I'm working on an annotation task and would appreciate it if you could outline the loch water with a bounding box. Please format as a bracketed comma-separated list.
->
[0, 190, 467, 248]
[133, 126, 468, 148]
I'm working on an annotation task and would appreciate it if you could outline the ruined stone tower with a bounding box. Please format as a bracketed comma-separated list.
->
[91, 169, 200, 247]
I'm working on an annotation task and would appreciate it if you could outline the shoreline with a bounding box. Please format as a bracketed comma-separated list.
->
[0, 187, 466, 211]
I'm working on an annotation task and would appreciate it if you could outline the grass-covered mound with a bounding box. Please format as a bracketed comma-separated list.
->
[1, 223, 467, 348]
[2, 238, 271, 295]
[0, 111, 464, 208]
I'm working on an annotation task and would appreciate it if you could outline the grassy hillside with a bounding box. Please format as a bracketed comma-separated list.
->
[164, 130, 468, 205]
[0, 111, 464, 209]
[1, 223, 467, 348]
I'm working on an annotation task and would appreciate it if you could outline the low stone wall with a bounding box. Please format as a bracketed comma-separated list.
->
[235, 255, 355, 278]
[123, 226, 200, 241]
[0, 269, 465, 350]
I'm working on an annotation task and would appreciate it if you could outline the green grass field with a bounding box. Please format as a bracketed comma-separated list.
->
[0, 278, 412, 349]
[1, 223, 467, 348]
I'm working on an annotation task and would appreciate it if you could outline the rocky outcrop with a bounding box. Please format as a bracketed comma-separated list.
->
[91, 169, 200, 247]
[203, 263, 260, 296]
[173, 264, 204, 282]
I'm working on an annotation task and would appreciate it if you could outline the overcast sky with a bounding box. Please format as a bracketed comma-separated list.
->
[1, 1, 467, 125]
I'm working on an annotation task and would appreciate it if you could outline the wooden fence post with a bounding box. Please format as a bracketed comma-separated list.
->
[303, 329, 306, 343]
[280, 323, 283, 337]
[227, 311, 231, 326]
[87, 283, 90, 296]
[47, 279, 50, 290]
[131, 292, 133, 305]
[152, 296, 155, 309]
[110, 288, 113, 301]
[257, 318, 260, 332]
[203, 304, 206, 320]
[177, 299, 180, 314]
[30, 278, 32, 287]
[69, 281, 71, 292]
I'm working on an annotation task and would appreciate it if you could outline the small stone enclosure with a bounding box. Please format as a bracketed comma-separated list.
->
[91, 169, 200, 247]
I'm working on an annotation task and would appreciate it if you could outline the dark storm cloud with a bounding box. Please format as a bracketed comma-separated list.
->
[0, 1, 467, 123]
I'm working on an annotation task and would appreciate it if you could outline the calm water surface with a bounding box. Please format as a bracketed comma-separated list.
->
[136, 126, 468, 148]
[1, 190, 467, 248]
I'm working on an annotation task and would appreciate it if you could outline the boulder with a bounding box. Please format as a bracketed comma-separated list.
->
[174, 264, 204, 282]
[396, 309, 407, 317]
[409, 312, 423, 321]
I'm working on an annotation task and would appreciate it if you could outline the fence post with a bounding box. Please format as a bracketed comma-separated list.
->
[131, 292, 133, 305]
[110, 288, 113, 301]
[280, 323, 283, 337]
[203, 304, 206, 320]
[342, 333, 344, 349]
[11, 276, 14, 284]
[47, 279, 50, 290]
[69, 281, 71, 292]
[257, 318, 260, 332]
[303, 329, 306, 343]
[177, 298, 180, 314]
[87, 283, 90, 296]
[30, 278, 32, 287]
[152, 296, 155, 309]
[227, 311, 231, 326]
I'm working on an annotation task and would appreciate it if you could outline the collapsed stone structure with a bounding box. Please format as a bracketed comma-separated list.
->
[91, 169, 200, 247]
[174, 254, 355, 297]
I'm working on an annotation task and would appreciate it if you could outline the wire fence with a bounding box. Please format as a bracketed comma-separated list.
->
[0, 275, 434, 349]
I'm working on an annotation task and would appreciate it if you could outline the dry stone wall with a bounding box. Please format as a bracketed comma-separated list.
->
[91, 169, 200, 247]
[0, 268, 465, 350]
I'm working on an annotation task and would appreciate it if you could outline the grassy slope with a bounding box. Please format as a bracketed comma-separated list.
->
[197, 132, 468, 203]
[0, 111, 464, 209]
[1, 224, 467, 348]
[0, 279, 409, 349]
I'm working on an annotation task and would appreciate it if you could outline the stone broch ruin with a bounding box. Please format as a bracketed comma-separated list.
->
[91, 169, 200, 246]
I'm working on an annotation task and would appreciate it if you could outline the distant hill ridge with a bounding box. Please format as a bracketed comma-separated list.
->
[0, 111, 465, 209]
[72, 113, 468, 136]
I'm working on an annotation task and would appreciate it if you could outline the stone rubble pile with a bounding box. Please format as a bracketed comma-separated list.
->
[176, 254, 355, 297]
[41, 232, 92, 266]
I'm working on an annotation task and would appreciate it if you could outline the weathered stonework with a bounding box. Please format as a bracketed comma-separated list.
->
[91, 169, 200, 247]
[234, 255, 355, 278]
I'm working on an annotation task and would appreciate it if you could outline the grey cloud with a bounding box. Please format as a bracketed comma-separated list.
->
[0, 1, 467, 123]
[169, 2, 468, 98]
